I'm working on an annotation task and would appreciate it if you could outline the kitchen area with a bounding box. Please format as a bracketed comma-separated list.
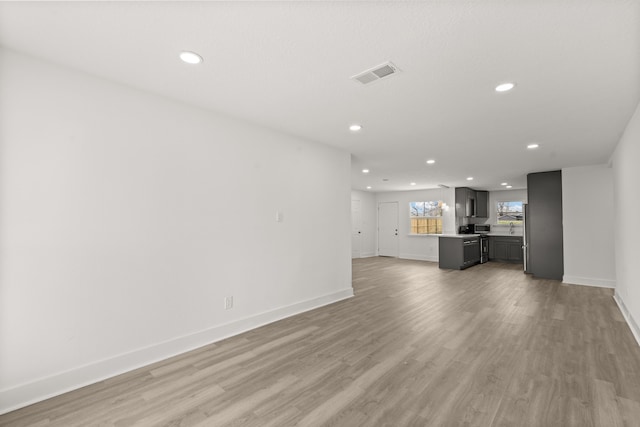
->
[438, 170, 563, 280]
[354, 165, 611, 287]
[438, 224, 525, 269]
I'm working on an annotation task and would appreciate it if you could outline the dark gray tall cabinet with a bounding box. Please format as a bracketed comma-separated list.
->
[527, 170, 563, 280]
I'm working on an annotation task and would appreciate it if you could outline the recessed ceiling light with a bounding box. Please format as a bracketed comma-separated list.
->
[410, 182, 417, 186]
[362, 169, 370, 174]
[426, 159, 436, 164]
[349, 124, 362, 132]
[501, 182, 508, 186]
[179, 51, 203, 64]
[466, 177, 474, 181]
[495, 82, 515, 92]
[506, 185, 513, 189]
[366, 186, 372, 190]
[527, 143, 540, 149]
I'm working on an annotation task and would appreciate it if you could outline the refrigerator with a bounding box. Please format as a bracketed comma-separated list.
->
[523, 203, 530, 273]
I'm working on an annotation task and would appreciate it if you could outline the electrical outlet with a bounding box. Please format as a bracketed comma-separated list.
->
[224, 296, 233, 310]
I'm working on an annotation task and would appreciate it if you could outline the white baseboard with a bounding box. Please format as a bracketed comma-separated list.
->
[353, 252, 376, 259]
[0, 288, 354, 415]
[562, 275, 616, 289]
[399, 253, 438, 263]
[613, 293, 640, 348]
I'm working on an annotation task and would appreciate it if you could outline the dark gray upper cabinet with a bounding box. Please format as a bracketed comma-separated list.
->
[455, 187, 475, 217]
[455, 187, 488, 218]
[527, 170, 563, 280]
[475, 191, 489, 218]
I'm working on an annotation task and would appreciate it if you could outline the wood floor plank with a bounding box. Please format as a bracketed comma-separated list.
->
[2, 257, 640, 426]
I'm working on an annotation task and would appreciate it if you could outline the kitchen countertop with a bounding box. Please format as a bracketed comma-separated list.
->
[439, 233, 524, 238]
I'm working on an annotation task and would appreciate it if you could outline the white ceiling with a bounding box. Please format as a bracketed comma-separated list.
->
[1, 1, 639, 192]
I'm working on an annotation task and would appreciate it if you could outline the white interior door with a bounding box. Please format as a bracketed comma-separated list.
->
[351, 199, 362, 258]
[378, 202, 399, 257]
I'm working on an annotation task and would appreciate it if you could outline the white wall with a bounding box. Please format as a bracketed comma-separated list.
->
[611, 101, 640, 345]
[351, 190, 376, 257]
[375, 188, 456, 262]
[0, 49, 353, 413]
[562, 165, 616, 288]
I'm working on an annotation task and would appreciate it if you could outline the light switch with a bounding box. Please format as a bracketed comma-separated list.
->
[276, 211, 284, 222]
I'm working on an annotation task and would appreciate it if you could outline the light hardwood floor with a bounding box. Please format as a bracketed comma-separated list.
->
[3, 257, 640, 426]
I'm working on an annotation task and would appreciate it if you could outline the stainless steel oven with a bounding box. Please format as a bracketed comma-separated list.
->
[479, 235, 489, 263]
[474, 224, 490, 263]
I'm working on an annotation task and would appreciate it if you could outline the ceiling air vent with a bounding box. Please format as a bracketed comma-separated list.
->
[351, 62, 401, 85]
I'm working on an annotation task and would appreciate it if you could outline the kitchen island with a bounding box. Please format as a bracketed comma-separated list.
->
[438, 235, 481, 270]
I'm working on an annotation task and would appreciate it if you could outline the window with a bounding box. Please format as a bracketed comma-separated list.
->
[410, 201, 443, 234]
[496, 201, 523, 225]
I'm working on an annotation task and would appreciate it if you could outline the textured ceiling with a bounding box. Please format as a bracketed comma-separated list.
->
[1, 1, 639, 192]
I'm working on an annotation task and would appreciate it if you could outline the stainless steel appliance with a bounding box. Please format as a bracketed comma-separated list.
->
[462, 237, 480, 267]
[458, 225, 473, 234]
[523, 203, 530, 273]
[479, 235, 489, 263]
[474, 224, 491, 234]
[472, 224, 490, 264]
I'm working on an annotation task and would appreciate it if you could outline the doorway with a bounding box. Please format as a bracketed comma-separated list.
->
[351, 199, 362, 258]
[378, 202, 399, 257]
